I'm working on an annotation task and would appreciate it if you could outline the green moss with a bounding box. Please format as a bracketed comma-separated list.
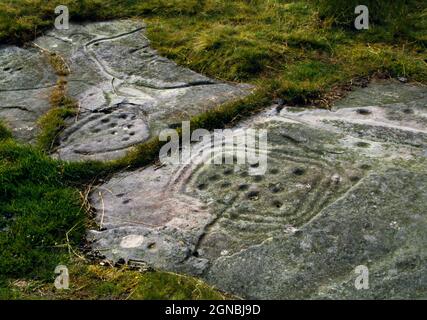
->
[0, 0, 426, 300]
[132, 271, 227, 300]
[37, 80, 77, 152]
[1, 263, 229, 300]
[37, 105, 76, 152]
[0, 122, 12, 141]
[0, 140, 85, 281]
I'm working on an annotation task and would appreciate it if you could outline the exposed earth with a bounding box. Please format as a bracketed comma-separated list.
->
[1, 20, 426, 299]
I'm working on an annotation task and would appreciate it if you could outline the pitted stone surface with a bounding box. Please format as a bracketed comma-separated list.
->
[32, 20, 251, 160]
[0, 46, 57, 141]
[89, 80, 427, 299]
[0, 20, 251, 159]
[207, 168, 427, 299]
[58, 102, 150, 161]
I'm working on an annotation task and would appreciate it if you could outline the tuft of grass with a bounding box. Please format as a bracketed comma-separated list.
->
[1, 262, 230, 300]
[0, 139, 85, 281]
[0, 122, 12, 141]
[47, 52, 70, 77]
[34, 40, 75, 153]
[0, 0, 426, 300]
[37, 79, 77, 152]
[131, 270, 229, 300]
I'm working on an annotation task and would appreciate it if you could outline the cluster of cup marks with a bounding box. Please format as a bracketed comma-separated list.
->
[64, 111, 140, 147]
[191, 147, 327, 225]
[188, 126, 371, 229]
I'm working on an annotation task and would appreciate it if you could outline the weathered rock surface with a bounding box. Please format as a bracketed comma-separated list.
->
[35, 20, 251, 160]
[1, 19, 425, 299]
[0, 20, 251, 158]
[0, 46, 57, 141]
[89, 80, 427, 299]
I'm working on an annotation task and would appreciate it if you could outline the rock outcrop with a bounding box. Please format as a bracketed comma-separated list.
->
[0, 20, 251, 160]
[89, 80, 427, 299]
[1, 19, 425, 299]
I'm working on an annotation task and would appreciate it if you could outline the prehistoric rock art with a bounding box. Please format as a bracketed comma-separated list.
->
[89, 80, 427, 299]
[0, 20, 251, 159]
[36, 20, 251, 161]
[1, 18, 425, 299]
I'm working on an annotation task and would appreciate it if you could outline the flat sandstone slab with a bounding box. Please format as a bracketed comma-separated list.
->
[0, 20, 251, 159]
[0, 46, 57, 141]
[89, 80, 427, 299]
[35, 20, 251, 161]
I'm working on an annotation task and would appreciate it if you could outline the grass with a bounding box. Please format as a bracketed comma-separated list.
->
[1, 262, 230, 300]
[141, 1, 426, 87]
[0, 122, 12, 141]
[3, 1, 426, 155]
[0, 123, 226, 300]
[37, 79, 77, 152]
[0, 129, 85, 281]
[0, 0, 426, 300]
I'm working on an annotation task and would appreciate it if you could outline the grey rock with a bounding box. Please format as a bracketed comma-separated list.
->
[0, 46, 57, 141]
[0, 20, 251, 156]
[207, 168, 427, 299]
[58, 101, 150, 161]
[33, 20, 251, 160]
[89, 80, 427, 299]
